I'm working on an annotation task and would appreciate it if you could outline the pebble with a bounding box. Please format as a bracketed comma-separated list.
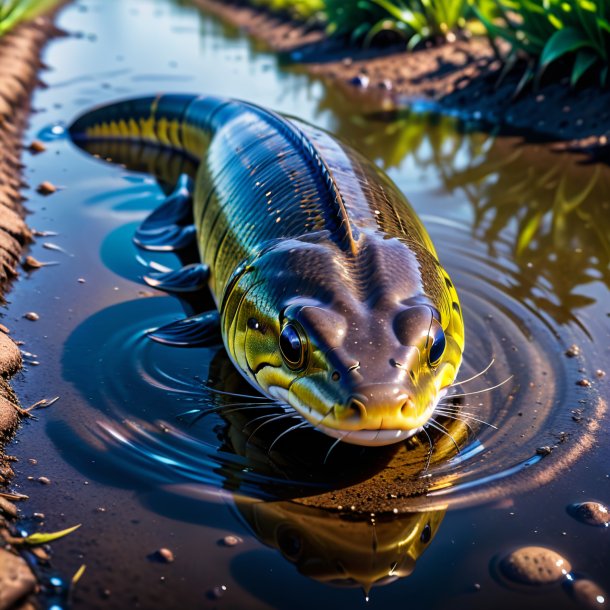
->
[36, 181, 57, 195]
[23, 256, 44, 270]
[0, 496, 18, 518]
[567, 502, 610, 527]
[577, 379, 592, 387]
[0, 548, 37, 607]
[28, 140, 46, 154]
[37, 476, 51, 485]
[155, 548, 174, 563]
[499, 546, 571, 585]
[349, 73, 370, 89]
[596, 369, 606, 378]
[565, 344, 580, 357]
[536, 446, 552, 456]
[221, 535, 242, 547]
[33, 512, 45, 520]
[378, 78, 393, 90]
[564, 578, 607, 609]
[23, 312, 39, 321]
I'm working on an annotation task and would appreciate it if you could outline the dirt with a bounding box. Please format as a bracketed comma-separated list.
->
[194, 0, 610, 157]
[0, 13, 66, 610]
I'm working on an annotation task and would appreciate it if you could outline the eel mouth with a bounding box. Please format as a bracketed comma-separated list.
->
[266, 386, 448, 447]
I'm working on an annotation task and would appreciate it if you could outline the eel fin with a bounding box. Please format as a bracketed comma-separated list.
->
[134, 224, 196, 251]
[140, 174, 193, 231]
[144, 263, 209, 293]
[134, 174, 196, 251]
[148, 311, 221, 347]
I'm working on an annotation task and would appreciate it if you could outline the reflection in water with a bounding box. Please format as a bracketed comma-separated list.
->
[234, 497, 445, 595]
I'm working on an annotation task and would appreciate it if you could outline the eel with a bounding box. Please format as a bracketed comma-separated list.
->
[69, 94, 465, 447]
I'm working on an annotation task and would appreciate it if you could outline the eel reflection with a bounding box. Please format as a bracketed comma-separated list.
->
[234, 497, 445, 594]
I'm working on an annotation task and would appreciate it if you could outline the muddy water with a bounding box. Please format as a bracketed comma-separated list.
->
[5, 0, 609, 608]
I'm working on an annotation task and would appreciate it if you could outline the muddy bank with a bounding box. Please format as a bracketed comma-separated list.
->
[0, 17, 63, 443]
[194, 0, 610, 156]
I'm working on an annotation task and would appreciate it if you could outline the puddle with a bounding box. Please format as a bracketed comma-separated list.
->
[4, 0, 608, 608]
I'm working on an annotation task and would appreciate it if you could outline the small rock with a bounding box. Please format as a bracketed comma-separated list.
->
[564, 578, 607, 609]
[536, 446, 552, 456]
[23, 312, 39, 321]
[0, 496, 18, 518]
[596, 369, 606, 378]
[33, 512, 45, 520]
[77, 278, 86, 283]
[36, 181, 57, 195]
[155, 548, 174, 563]
[576, 379, 591, 387]
[0, 548, 37, 606]
[567, 502, 610, 527]
[28, 458, 37, 465]
[23, 256, 44, 270]
[378, 79, 393, 90]
[565, 345, 580, 357]
[499, 546, 571, 585]
[221, 535, 242, 547]
[37, 476, 51, 485]
[28, 140, 46, 154]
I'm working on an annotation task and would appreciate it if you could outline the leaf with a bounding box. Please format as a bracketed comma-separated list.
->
[72, 564, 87, 585]
[517, 211, 543, 255]
[18, 524, 81, 546]
[540, 27, 593, 69]
[571, 48, 597, 86]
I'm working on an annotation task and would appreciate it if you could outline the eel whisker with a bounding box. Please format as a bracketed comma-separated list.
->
[434, 407, 498, 430]
[442, 375, 513, 400]
[267, 421, 311, 454]
[420, 425, 435, 474]
[427, 419, 461, 454]
[246, 413, 300, 445]
[449, 357, 495, 387]
[323, 435, 346, 465]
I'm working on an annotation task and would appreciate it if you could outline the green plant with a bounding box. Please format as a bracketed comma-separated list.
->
[250, 0, 325, 20]
[0, 0, 59, 36]
[325, 0, 472, 47]
[475, 0, 610, 88]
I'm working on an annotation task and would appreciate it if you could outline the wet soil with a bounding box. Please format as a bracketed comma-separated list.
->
[195, 0, 610, 157]
[0, 14, 66, 610]
[0, 17, 64, 444]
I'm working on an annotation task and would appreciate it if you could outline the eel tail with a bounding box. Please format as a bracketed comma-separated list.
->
[69, 93, 230, 161]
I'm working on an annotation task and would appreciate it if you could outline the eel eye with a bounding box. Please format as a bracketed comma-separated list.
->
[428, 329, 446, 367]
[279, 323, 307, 369]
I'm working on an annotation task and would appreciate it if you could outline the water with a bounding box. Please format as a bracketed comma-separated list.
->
[5, 0, 609, 608]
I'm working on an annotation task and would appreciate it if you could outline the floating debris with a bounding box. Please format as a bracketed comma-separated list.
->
[36, 181, 57, 195]
[22, 256, 58, 270]
[32, 229, 59, 237]
[37, 477, 51, 485]
[28, 140, 46, 154]
[23, 312, 39, 321]
[499, 546, 571, 585]
[15, 523, 81, 546]
[26, 396, 60, 412]
[42, 242, 72, 256]
[567, 502, 610, 527]
[565, 345, 581, 358]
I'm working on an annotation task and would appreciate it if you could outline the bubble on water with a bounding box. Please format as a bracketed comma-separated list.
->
[38, 122, 68, 141]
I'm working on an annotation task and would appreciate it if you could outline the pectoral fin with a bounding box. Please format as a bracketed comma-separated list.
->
[144, 263, 209, 292]
[148, 311, 222, 347]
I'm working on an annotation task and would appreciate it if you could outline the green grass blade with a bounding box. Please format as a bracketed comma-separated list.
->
[571, 48, 598, 86]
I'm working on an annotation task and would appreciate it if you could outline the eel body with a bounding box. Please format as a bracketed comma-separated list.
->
[70, 94, 464, 446]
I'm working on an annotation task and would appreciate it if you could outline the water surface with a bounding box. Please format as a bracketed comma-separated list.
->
[5, 0, 609, 608]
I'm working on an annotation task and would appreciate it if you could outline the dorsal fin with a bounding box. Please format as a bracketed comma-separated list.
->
[243, 103, 360, 256]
